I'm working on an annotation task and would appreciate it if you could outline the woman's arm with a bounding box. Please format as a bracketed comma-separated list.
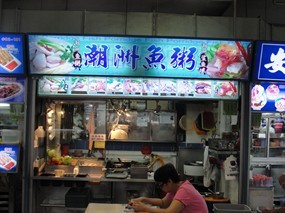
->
[132, 199, 184, 213]
[131, 197, 168, 208]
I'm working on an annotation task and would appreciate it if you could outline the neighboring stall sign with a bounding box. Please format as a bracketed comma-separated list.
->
[0, 33, 24, 75]
[0, 77, 25, 103]
[38, 76, 239, 100]
[251, 82, 285, 112]
[0, 143, 20, 173]
[253, 41, 285, 82]
[28, 34, 252, 80]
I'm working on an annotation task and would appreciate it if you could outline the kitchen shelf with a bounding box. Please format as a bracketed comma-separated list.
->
[252, 146, 266, 148]
[208, 149, 238, 155]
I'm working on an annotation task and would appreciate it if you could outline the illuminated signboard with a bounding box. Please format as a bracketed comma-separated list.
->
[28, 34, 252, 80]
[0, 143, 20, 173]
[251, 82, 285, 112]
[0, 77, 25, 103]
[38, 76, 239, 100]
[253, 41, 285, 82]
[0, 33, 24, 75]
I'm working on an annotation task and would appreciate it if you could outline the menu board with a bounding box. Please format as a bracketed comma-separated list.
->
[38, 76, 239, 100]
[0, 144, 20, 173]
[251, 82, 285, 112]
[0, 33, 24, 75]
[28, 34, 252, 80]
[0, 77, 25, 103]
[253, 41, 285, 82]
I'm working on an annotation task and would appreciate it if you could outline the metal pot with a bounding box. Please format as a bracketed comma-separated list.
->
[211, 192, 224, 199]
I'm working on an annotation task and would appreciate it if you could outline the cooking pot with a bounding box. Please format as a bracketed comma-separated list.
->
[211, 192, 224, 199]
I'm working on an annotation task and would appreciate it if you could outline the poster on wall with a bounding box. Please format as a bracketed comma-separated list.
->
[0, 34, 24, 75]
[251, 82, 285, 112]
[28, 34, 252, 80]
[0, 77, 25, 103]
[253, 41, 285, 82]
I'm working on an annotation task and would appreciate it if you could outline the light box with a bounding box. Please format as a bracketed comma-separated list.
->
[0, 143, 20, 173]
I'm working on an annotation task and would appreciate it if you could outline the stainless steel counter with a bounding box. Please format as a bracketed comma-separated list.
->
[32, 175, 155, 183]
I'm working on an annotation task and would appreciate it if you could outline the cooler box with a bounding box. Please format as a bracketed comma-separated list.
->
[65, 187, 91, 208]
[213, 204, 251, 213]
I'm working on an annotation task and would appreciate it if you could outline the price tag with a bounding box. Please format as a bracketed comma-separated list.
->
[94, 141, 105, 149]
[91, 134, 106, 149]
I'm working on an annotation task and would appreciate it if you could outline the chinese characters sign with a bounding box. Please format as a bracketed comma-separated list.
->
[0, 33, 24, 74]
[28, 34, 252, 80]
[253, 41, 285, 82]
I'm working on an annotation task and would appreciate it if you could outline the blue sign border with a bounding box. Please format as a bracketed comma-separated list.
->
[253, 41, 285, 82]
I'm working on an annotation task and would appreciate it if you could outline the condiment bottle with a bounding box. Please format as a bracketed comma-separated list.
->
[34, 126, 46, 146]
[73, 166, 79, 175]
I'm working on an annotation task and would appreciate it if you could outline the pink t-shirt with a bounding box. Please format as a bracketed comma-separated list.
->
[166, 180, 208, 213]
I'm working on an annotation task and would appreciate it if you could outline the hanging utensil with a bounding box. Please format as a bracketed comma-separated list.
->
[85, 109, 96, 156]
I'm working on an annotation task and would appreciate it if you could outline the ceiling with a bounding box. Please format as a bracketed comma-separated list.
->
[2, 0, 233, 17]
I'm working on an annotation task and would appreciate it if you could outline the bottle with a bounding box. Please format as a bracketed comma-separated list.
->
[73, 166, 79, 175]
[33, 157, 39, 176]
[35, 126, 46, 146]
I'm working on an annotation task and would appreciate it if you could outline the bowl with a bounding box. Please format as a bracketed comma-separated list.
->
[211, 192, 224, 199]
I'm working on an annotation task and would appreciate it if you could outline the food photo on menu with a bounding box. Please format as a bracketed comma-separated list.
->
[29, 36, 75, 74]
[0, 78, 24, 102]
[202, 41, 251, 79]
[251, 84, 267, 110]
[214, 81, 237, 98]
[88, 77, 106, 94]
[38, 76, 68, 94]
[0, 151, 17, 171]
[124, 79, 142, 95]
[177, 79, 194, 96]
[71, 77, 88, 94]
[142, 79, 159, 95]
[194, 81, 212, 96]
[251, 83, 285, 112]
[106, 78, 124, 94]
[0, 46, 21, 73]
[275, 97, 285, 112]
[159, 79, 177, 96]
[266, 84, 280, 100]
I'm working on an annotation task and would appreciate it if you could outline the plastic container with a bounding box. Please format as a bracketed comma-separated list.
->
[213, 204, 251, 213]
[274, 123, 283, 133]
[1, 129, 22, 143]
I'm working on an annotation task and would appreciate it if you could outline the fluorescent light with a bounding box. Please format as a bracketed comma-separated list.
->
[0, 103, 10, 108]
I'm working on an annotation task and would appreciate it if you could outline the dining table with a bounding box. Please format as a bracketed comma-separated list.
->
[85, 203, 129, 213]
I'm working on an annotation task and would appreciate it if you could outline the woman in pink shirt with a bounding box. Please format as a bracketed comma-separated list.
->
[130, 163, 208, 213]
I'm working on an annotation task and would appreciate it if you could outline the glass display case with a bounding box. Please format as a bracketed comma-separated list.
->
[251, 113, 285, 159]
[40, 98, 177, 164]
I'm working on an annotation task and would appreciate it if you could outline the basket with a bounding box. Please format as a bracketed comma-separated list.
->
[213, 204, 251, 213]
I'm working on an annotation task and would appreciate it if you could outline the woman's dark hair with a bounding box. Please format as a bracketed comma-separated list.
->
[154, 163, 180, 183]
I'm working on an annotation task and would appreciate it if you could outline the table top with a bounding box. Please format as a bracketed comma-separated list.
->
[85, 203, 128, 213]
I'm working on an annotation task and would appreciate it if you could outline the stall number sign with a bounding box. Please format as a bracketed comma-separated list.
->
[90, 134, 106, 149]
